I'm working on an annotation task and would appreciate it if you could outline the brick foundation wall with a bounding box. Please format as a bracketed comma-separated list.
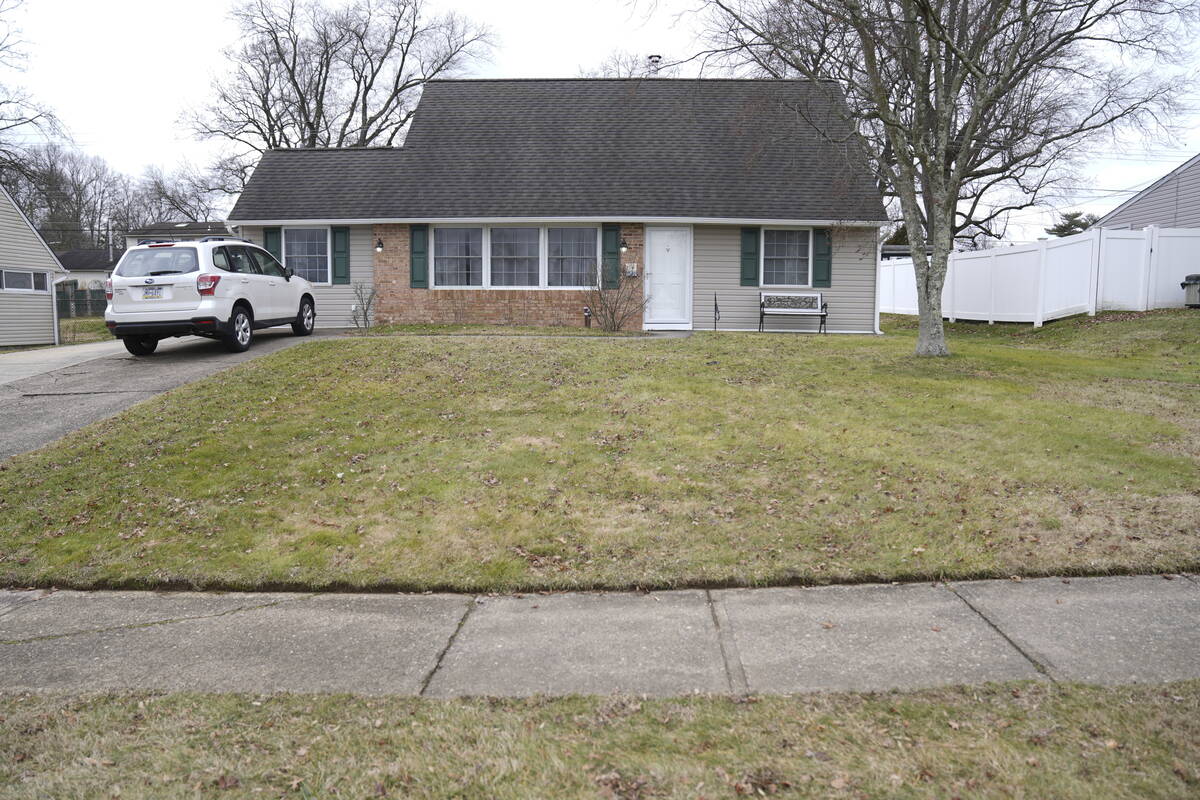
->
[373, 223, 645, 329]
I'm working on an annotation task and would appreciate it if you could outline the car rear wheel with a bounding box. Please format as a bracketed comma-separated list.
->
[122, 336, 158, 356]
[292, 297, 315, 336]
[224, 306, 253, 353]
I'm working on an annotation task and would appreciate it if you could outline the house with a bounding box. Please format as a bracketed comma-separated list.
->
[124, 220, 230, 250]
[0, 184, 65, 346]
[1096, 151, 1200, 229]
[55, 248, 119, 290]
[226, 79, 887, 331]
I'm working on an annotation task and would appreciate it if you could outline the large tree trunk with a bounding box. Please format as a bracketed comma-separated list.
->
[913, 250, 949, 356]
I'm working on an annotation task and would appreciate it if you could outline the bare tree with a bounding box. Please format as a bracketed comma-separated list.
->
[700, 0, 1195, 354]
[191, 0, 491, 191]
[0, 0, 59, 174]
[140, 164, 227, 222]
[578, 49, 682, 78]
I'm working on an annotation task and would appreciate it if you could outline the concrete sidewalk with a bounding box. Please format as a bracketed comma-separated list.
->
[1, 575, 1196, 696]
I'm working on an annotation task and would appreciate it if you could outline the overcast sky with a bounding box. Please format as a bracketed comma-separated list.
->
[11, 0, 1198, 240]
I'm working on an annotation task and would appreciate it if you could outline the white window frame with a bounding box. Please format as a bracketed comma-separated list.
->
[430, 224, 602, 290]
[760, 226, 814, 289]
[1, 269, 51, 293]
[281, 226, 333, 286]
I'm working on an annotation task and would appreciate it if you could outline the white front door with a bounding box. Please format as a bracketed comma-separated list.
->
[644, 226, 691, 329]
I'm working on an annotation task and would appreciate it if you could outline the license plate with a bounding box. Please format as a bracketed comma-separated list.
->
[142, 286, 163, 299]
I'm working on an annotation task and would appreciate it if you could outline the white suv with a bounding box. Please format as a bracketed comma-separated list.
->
[105, 237, 316, 355]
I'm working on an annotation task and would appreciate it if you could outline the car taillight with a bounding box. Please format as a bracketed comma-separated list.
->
[197, 274, 221, 296]
[104, 278, 113, 300]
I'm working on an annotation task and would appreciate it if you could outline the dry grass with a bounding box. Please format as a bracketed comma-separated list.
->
[0, 310, 1196, 592]
[1, 682, 1197, 799]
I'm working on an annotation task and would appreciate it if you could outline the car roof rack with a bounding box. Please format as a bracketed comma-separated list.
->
[198, 235, 250, 243]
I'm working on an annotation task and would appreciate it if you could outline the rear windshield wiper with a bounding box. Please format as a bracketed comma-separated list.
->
[148, 270, 183, 276]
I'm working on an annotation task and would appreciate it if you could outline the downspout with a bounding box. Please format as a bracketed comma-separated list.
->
[51, 273, 61, 346]
[874, 226, 884, 335]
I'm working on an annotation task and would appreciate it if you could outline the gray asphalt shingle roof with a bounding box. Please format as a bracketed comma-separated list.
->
[228, 79, 885, 223]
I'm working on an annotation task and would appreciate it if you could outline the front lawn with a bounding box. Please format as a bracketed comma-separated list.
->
[0, 310, 1196, 591]
[2, 682, 1197, 799]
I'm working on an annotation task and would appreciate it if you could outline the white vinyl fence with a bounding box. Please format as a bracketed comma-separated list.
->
[878, 226, 1200, 325]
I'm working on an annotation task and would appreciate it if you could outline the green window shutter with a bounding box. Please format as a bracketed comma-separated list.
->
[601, 223, 620, 289]
[740, 227, 760, 286]
[410, 224, 428, 289]
[812, 228, 832, 288]
[263, 227, 282, 261]
[331, 226, 350, 284]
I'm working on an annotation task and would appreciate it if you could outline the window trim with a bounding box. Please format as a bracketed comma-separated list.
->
[760, 226, 814, 289]
[1, 269, 52, 293]
[281, 226, 333, 286]
[430, 224, 602, 290]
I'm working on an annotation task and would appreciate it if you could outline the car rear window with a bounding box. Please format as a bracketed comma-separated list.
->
[116, 247, 200, 277]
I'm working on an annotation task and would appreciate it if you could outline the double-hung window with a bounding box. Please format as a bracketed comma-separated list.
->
[434, 227, 484, 286]
[430, 225, 599, 288]
[283, 228, 330, 284]
[547, 228, 598, 287]
[488, 228, 539, 287]
[1, 270, 49, 292]
[762, 229, 812, 287]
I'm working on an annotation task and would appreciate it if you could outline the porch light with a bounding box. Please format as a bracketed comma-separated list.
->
[375, 238, 384, 253]
[619, 237, 629, 253]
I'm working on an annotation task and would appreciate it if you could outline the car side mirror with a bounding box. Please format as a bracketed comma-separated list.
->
[283, 267, 294, 280]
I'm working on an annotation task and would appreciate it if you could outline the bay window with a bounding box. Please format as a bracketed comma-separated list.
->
[762, 229, 811, 287]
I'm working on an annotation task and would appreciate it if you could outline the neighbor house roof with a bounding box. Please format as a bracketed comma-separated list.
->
[228, 79, 886, 224]
[55, 248, 119, 273]
[1094, 151, 1200, 229]
[127, 221, 230, 238]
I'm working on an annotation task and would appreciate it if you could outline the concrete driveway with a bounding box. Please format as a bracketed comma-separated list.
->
[0, 329, 336, 461]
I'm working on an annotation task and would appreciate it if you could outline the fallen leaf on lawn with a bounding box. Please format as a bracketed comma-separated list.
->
[1105, 739, 1119, 749]
[214, 775, 239, 790]
[947, 720, 961, 730]
[830, 776, 848, 789]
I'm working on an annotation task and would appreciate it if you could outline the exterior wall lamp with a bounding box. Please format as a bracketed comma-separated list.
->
[619, 237, 629, 253]
[375, 238, 384, 253]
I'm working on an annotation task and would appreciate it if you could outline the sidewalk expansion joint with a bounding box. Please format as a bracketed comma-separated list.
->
[418, 597, 474, 696]
[20, 390, 160, 397]
[946, 584, 1056, 681]
[706, 590, 750, 695]
[0, 594, 316, 645]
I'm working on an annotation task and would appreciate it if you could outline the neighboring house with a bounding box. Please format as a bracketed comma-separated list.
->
[55, 248, 119, 290]
[0, 184, 65, 346]
[1095, 152, 1200, 229]
[124, 220, 230, 250]
[227, 79, 887, 332]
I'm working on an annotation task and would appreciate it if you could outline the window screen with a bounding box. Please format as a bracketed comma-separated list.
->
[548, 228, 597, 287]
[763, 230, 810, 286]
[434, 228, 483, 286]
[489, 228, 539, 286]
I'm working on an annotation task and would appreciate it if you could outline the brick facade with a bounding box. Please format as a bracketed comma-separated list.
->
[373, 223, 645, 329]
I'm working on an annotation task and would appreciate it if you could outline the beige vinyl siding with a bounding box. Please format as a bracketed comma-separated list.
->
[1099, 155, 1200, 229]
[691, 224, 878, 333]
[239, 225, 374, 328]
[0, 291, 56, 345]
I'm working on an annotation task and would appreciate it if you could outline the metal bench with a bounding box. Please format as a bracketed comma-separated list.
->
[759, 291, 828, 333]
